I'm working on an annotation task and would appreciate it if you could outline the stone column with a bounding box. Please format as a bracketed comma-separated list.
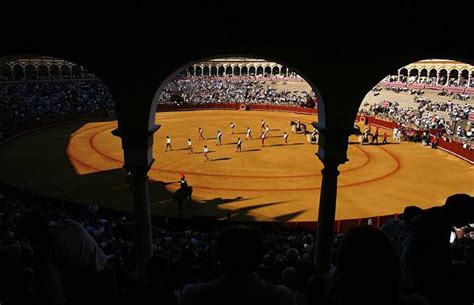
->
[311, 123, 349, 275]
[112, 124, 160, 282]
[126, 164, 153, 281]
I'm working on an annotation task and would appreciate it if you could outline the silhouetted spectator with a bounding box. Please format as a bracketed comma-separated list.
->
[381, 206, 423, 293]
[410, 194, 474, 305]
[16, 212, 118, 305]
[178, 225, 296, 305]
[329, 226, 401, 305]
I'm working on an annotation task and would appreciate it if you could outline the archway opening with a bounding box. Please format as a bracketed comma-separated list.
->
[249, 66, 256, 76]
[147, 56, 324, 221]
[357, 58, 473, 220]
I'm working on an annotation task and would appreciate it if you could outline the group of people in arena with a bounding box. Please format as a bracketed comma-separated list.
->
[1, 187, 473, 305]
[156, 76, 315, 107]
[0, 80, 114, 134]
[164, 119, 292, 161]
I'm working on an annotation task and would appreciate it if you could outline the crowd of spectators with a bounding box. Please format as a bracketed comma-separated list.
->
[360, 96, 473, 141]
[156, 76, 315, 107]
[1, 187, 473, 305]
[0, 79, 114, 134]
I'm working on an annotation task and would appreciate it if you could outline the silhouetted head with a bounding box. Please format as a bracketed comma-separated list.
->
[444, 194, 474, 227]
[216, 225, 263, 273]
[402, 206, 423, 223]
[282, 267, 297, 289]
[333, 226, 401, 305]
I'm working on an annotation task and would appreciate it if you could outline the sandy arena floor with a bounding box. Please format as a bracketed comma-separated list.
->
[0, 110, 472, 222]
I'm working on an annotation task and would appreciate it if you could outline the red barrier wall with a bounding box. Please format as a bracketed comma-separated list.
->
[357, 115, 473, 163]
[156, 103, 318, 114]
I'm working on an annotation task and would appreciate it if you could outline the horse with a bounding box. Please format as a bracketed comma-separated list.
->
[173, 186, 193, 216]
[307, 132, 319, 144]
[290, 121, 307, 134]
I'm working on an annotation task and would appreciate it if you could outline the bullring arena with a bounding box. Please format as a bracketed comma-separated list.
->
[0, 106, 471, 222]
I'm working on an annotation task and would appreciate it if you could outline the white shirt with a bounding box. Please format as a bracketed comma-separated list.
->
[217, 132, 222, 139]
[284, 134, 288, 139]
[203, 147, 209, 153]
[247, 129, 251, 135]
[166, 138, 171, 144]
[230, 123, 234, 128]
[237, 139, 242, 145]
[188, 140, 192, 146]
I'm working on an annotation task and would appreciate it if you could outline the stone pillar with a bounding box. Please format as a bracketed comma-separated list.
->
[112, 124, 160, 282]
[22, 65, 26, 80]
[311, 123, 349, 275]
[126, 165, 153, 281]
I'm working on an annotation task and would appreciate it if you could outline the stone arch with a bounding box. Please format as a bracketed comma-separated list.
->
[225, 66, 232, 76]
[61, 65, 71, 79]
[409, 68, 419, 77]
[438, 69, 448, 84]
[241, 65, 248, 76]
[459, 69, 469, 86]
[195, 66, 203, 76]
[264, 66, 272, 75]
[272, 66, 279, 75]
[210, 65, 218, 76]
[24, 64, 37, 80]
[203, 66, 210, 76]
[420, 68, 428, 77]
[398, 68, 408, 82]
[448, 70, 459, 85]
[233, 65, 240, 76]
[37, 64, 49, 79]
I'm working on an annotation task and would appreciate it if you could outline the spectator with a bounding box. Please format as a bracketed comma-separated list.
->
[178, 225, 296, 305]
[410, 194, 474, 305]
[329, 226, 401, 305]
